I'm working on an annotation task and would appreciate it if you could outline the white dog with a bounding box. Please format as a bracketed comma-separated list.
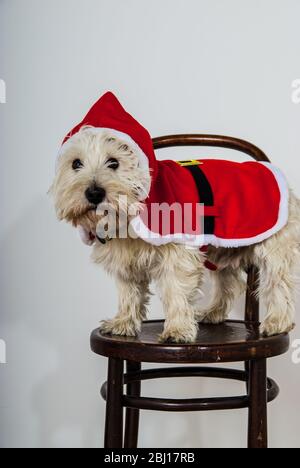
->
[51, 92, 300, 343]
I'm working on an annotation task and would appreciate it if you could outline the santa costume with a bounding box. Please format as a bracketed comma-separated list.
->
[60, 92, 289, 249]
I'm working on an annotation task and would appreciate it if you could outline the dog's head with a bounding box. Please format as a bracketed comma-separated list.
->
[50, 127, 151, 238]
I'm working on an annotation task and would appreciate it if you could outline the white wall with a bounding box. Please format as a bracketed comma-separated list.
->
[0, 0, 300, 448]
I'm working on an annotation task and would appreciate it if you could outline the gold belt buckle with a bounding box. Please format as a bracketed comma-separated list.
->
[177, 160, 203, 167]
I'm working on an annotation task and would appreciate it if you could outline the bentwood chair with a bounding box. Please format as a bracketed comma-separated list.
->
[91, 135, 290, 449]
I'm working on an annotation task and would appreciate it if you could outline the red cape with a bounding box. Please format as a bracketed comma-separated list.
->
[130, 159, 289, 248]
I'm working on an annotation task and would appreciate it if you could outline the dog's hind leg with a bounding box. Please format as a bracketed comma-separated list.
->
[255, 242, 298, 337]
[258, 256, 296, 336]
[255, 192, 300, 336]
[195, 267, 246, 324]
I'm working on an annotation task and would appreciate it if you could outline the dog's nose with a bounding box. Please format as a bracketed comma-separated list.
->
[85, 185, 106, 205]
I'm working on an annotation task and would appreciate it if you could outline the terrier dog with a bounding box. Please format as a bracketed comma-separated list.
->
[51, 93, 300, 343]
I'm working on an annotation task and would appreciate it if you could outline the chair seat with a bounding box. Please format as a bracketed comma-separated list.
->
[91, 320, 289, 364]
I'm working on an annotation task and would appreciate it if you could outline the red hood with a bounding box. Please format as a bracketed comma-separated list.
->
[62, 92, 158, 189]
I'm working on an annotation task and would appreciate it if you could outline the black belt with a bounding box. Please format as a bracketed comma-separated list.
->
[184, 164, 215, 235]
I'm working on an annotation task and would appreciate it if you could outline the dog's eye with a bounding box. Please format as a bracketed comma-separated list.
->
[106, 158, 119, 170]
[72, 159, 84, 171]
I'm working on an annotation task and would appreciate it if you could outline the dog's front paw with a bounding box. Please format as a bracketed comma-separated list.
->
[159, 322, 198, 344]
[260, 316, 295, 337]
[100, 318, 139, 337]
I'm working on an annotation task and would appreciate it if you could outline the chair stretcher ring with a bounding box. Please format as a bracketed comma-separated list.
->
[100, 366, 279, 412]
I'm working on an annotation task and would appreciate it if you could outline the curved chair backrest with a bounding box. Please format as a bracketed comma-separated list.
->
[153, 134, 270, 163]
[152, 134, 265, 323]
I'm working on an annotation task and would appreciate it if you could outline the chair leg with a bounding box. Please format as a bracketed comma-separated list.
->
[248, 359, 268, 449]
[124, 361, 141, 448]
[245, 361, 250, 393]
[104, 358, 124, 448]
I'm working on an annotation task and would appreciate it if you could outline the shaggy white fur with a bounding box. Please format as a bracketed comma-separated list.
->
[51, 128, 300, 343]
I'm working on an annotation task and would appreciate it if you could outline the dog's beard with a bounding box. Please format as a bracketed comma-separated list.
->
[68, 206, 99, 234]
[64, 190, 141, 242]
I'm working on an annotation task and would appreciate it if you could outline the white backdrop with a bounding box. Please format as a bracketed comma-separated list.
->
[1, 0, 300, 448]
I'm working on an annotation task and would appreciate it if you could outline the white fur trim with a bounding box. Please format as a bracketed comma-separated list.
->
[57, 127, 151, 197]
[130, 162, 289, 248]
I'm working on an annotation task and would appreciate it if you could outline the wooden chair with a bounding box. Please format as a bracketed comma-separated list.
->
[91, 135, 290, 449]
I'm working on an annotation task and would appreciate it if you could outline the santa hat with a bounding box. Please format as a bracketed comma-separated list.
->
[60, 92, 157, 198]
